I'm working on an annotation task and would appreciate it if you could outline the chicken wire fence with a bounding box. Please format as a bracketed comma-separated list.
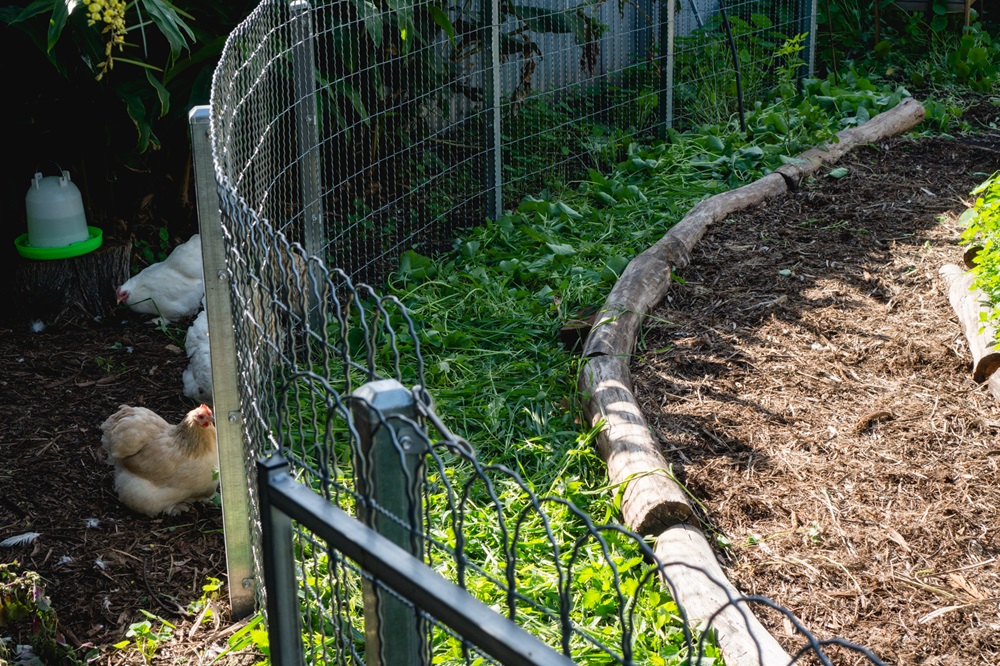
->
[210, 0, 816, 288]
[197, 0, 891, 662]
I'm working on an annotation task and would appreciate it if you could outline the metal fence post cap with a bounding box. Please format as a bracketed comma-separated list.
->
[189, 105, 210, 124]
[352, 379, 411, 413]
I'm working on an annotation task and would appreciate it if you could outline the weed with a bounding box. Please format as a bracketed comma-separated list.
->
[114, 610, 176, 663]
[0, 563, 91, 664]
[960, 170, 1000, 336]
[95, 356, 125, 374]
[133, 227, 171, 269]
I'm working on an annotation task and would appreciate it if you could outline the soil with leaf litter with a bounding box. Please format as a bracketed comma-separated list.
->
[632, 133, 1000, 664]
[0, 311, 258, 664]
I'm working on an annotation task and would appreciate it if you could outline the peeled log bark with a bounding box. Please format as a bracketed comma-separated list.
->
[579, 355, 692, 534]
[13, 238, 131, 323]
[775, 97, 926, 188]
[939, 263, 1000, 383]
[655, 524, 792, 666]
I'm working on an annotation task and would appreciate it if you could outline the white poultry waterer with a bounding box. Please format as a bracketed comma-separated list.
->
[15, 170, 102, 260]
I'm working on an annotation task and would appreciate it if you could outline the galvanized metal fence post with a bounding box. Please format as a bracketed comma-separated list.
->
[483, 0, 503, 221]
[658, 0, 676, 137]
[188, 106, 256, 619]
[351, 380, 428, 666]
[257, 455, 306, 666]
[290, 0, 326, 329]
[800, 0, 818, 80]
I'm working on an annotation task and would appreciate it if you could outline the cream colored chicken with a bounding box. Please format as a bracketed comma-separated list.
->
[100, 404, 218, 516]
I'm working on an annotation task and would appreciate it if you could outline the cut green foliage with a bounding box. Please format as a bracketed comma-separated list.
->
[272, 69, 914, 663]
[817, 0, 1000, 128]
[960, 171, 1000, 335]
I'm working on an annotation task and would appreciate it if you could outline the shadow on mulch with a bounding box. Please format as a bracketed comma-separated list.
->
[0, 310, 258, 664]
[633, 133, 1000, 664]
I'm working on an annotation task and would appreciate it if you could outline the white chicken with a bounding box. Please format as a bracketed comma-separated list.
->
[100, 404, 218, 516]
[182, 308, 213, 403]
[117, 234, 204, 323]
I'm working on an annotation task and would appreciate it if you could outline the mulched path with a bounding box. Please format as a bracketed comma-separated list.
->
[0, 311, 257, 664]
[632, 133, 1000, 664]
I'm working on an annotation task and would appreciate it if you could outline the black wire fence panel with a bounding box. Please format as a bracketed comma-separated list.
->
[207, 183, 886, 663]
[207, 0, 885, 662]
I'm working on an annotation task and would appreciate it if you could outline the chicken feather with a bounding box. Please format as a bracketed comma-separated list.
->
[101, 404, 218, 516]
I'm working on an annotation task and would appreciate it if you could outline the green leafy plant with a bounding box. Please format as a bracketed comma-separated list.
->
[213, 612, 269, 664]
[0, 562, 89, 665]
[114, 609, 176, 663]
[2, 0, 196, 152]
[133, 226, 171, 268]
[960, 171, 1000, 334]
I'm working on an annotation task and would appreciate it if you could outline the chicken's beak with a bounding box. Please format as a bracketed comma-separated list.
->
[115, 287, 126, 305]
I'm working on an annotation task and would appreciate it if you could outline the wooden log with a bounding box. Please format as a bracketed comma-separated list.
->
[775, 97, 926, 189]
[940, 263, 1000, 382]
[963, 244, 981, 269]
[988, 372, 1000, 404]
[12, 238, 131, 323]
[579, 354, 692, 534]
[584, 173, 787, 358]
[655, 524, 792, 666]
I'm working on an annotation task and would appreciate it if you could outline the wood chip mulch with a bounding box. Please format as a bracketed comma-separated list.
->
[632, 133, 1000, 664]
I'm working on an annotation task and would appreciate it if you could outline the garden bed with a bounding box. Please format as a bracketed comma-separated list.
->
[631, 134, 1000, 663]
[1, 125, 998, 665]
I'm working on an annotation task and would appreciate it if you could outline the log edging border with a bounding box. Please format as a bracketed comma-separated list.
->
[578, 97, 927, 665]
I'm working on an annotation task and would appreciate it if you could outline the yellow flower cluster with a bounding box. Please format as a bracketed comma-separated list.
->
[82, 0, 127, 79]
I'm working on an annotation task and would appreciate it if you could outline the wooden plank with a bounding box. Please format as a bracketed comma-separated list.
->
[189, 106, 257, 619]
[655, 524, 792, 666]
[940, 263, 1000, 383]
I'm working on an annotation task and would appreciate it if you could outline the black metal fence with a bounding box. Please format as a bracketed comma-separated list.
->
[193, 0, 894, 662]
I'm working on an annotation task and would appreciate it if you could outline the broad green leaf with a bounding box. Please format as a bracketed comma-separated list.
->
[139, 0, 195, 58]
[546, 242, 575, 256]
[12, 0, 55, 24]
[399, 250, 436, 280]
[145, 70, 171, 116]
[555, 202, 582, 220]
[119, 86, 155, 152]
[46, 0, 69, 52]
[427, 5, 455, 46]
[827, 167, 849, 179]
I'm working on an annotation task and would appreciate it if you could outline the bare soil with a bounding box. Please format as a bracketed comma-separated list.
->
[632, 133, 1000, 664]
[0, 311, 257, 664]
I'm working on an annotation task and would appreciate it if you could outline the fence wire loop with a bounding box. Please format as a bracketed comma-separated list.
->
[208, 0, 884, 663]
